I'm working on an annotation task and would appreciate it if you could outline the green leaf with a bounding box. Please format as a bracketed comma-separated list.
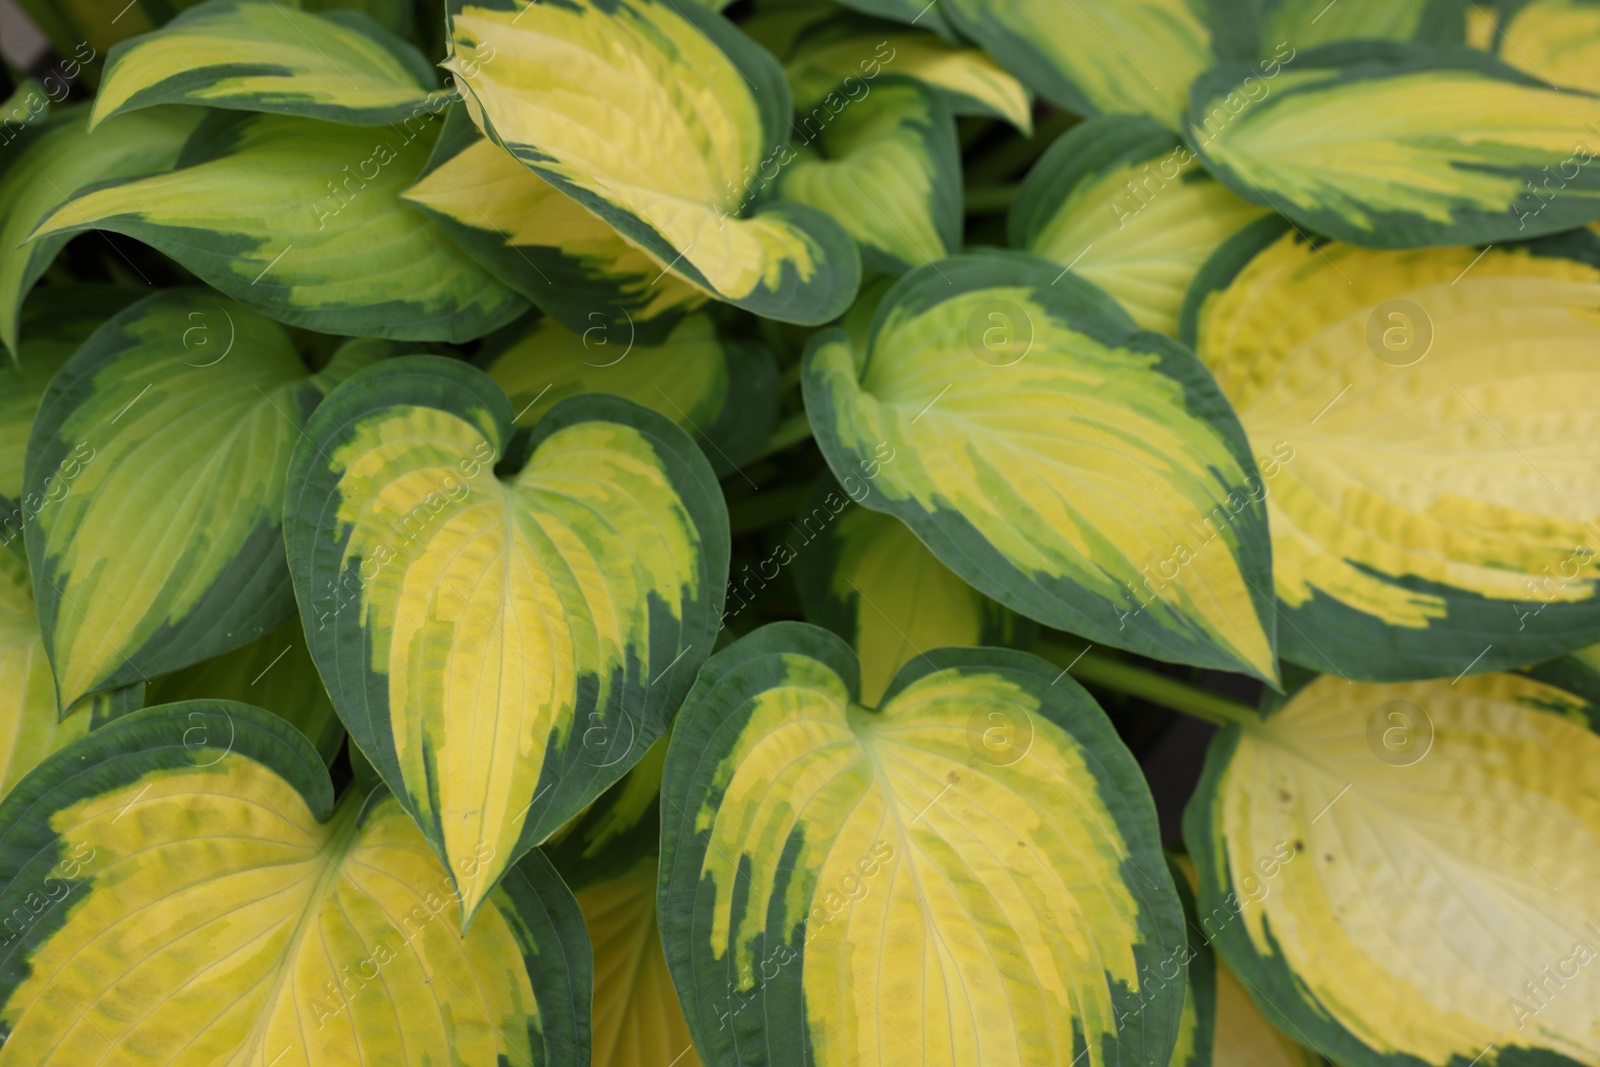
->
[1497, 0, 1600, 93]
[7, 1, 191, 79]
[1183, 218, 1600, 680]
[443, 0, 861, 325]
[1010, 114, 1269, 336]
[832, 0, 959, 41]
[1184, 670, 1600, 1066]
[659, 622, 1188, 1067]
[403, 104, 711, 346]
[784, 24, 1034, 133]
[284, 355, 729, 923]
[1259, 0, 1466, 48]
[23, 289, 375, 713]
[0, 286, 143, 500]
[1187, 43, 1600, 247]
[29, 110, 528, 342]
[803, 251, 1279, 681]
[0, 103, 203, 357]
[778, 76, 962, 273]
[792, 475, 1034, 704]
[939, 0, 1259, 129]
[145, 614, 346, 765]
[91, 0, 444, 129]
[0, 549, 87, 795]
[0, 702, 592, 1064]
[480, 311, 780, 478]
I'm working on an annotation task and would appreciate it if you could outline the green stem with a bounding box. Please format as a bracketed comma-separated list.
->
[1033, 639, 1259, 729]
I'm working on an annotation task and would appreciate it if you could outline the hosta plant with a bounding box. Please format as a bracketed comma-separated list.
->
[1, 0, 1599, 1064]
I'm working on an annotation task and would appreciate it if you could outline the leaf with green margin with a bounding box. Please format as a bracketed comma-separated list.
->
[479, 311, 780, 478]
[443, 0, 861, 326]
[284, 355, 729, 925]
[1010, 114, 1269, 337]
[7, 0, 194, 77]
[546, 737, 706, 1067]
[1258, 0, 1466, 48]
[778, 76, 961, 273]
[1165, 855, 1216, 1067]
[659, 621, 1188, 1067]
[0, 103, 203, 357]
[1186, 43, 1600, 248]
[0, 701, 592, 1065]
[0, 549, 86, 796]
[1497, 0, 1600, 92]
[145, 614, 345, 766]
[1182, 218, 1600, 680]
[832, 0, 959, 41]
[28, 109, 528, 342]
[939, 0, 1260, 130]
[792, 475, 1034, 705]
[784, 23, 1034, 133]
[403, 103, 709, 346]
[90, 0, 445, 129]
[1183, 671, 1600, 1067]
[803, 250, 1279, 682]
[24, 289, 378, 714]
[0, 286, 143, 499]
[1, 544, 146, 794]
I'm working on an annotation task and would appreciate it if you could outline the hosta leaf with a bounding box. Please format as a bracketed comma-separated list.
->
[0, 286, 142, 500]
[778, 76, 961, 273]
[792, 476, 1033, 704]
[0, 702, 592, 1065]
[1187, 44, 1600, 247]
[832, 0, 958, 40]
[659, 623, 1187, 1067]
[785, 26, 1033, 133]
[547, 739, 704, 1067]
[443, 0, 861, 325]
[480, 311, 780, 477]
[0, 550, 86, 796]
[285, 355, 728, 924]
[1498, 0, 1600, 92]
[1167, 856, 1214, 1067]
[940, 0, 1258, 130]
[91, 0, 443, 128]
[29, 110, 527, 342]
[1184, 671, 1600, 1067]
[1258, 0, 1466, 48]
[803, 251, 1278, 681]
[1009, 114, 1269, 336]
[403, 105, 708, 345]
[24, 289, 375, 714]
[0, 104, 202, 357]
[1184, 220, 1600, 679]
[145, 615, 345, 765]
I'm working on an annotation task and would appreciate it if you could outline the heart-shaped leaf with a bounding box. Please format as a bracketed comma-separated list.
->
[0, 702, 591, 1064]
[660, 622, 1187, 1067]
[1185, 668, 1600, 1066]
[285, 355, 728, 923]
[25, 290, 377, 713]
[1184, 219, 1600, 680]
[804, 251, 1278, 681]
